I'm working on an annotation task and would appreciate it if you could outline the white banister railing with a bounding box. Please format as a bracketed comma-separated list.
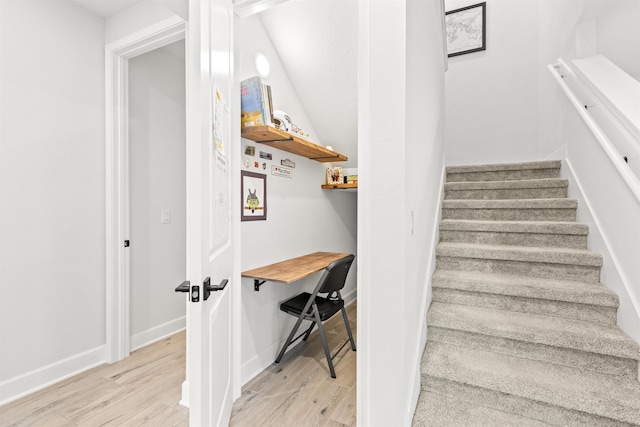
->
[548, 56, 640, 202]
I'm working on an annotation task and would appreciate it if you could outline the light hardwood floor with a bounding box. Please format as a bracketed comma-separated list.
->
[0, 302, 356, 427]
[230, 302, 357, 427]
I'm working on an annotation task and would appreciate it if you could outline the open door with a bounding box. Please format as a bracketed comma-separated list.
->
[184, 0, 235, 425]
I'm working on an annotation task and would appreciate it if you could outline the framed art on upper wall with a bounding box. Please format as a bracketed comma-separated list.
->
[445, 2, 486, 57]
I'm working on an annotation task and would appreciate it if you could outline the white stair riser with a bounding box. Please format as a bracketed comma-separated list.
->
[436, 256, 601, 283]
[432, 288, 617, 325]
[445, 187, 567, 200]
[439, 229, 588, 249]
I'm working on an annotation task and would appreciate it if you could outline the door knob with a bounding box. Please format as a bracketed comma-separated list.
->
[175, 281, 190, 293]
[203, 277, 228, 301]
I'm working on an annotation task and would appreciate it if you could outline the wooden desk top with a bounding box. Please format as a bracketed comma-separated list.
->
[241, 252, 351, 284]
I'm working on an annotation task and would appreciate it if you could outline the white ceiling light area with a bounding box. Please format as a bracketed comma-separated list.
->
[259, 0, 358, 166]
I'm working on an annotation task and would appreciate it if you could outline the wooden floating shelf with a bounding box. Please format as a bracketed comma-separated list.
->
[321, 183, 358, 190]
[241, 126, 348, 163]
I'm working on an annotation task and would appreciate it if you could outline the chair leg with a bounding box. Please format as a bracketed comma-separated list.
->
[303, 321, 316, 341]
[314, 306, 336, 378]
[341, 307, 356, 351]
[275, 313, 307, 364]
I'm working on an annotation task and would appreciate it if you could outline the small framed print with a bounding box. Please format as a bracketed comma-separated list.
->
[241, 171, 267, 221]
[446, 2, 486, 57]
[326, 167, 343, 185]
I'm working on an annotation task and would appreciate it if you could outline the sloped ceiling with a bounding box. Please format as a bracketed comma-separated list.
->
[259, 0, 358, 166]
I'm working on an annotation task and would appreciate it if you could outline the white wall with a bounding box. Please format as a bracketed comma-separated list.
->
[442, 0, 640, 345]
[128, 41, 186, 350]
[445, 0, 541, 166]
[358, 0, 446, 424]
[237, 15, 358, 384]
[105, 0, 182, 44]
[538, 1, 640, 344]
[0, 0, 106, 404]
[445, 0, 640, 166]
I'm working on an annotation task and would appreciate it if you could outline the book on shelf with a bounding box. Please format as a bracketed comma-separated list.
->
[240, 76, 274, 128]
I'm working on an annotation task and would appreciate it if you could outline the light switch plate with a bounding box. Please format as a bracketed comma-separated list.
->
[161, 209, 171, 224]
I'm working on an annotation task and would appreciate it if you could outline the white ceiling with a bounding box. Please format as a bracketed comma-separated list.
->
[259, 0, 358, 166]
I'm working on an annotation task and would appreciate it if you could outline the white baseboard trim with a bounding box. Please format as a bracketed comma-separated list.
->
[406, 162, 444, 424]
[544, 144, 567, 161]
[180, 380, 190, 408]
[130, 316, 186, 352]
[0, 345, 105, 407]
[241, 289, 358, 386]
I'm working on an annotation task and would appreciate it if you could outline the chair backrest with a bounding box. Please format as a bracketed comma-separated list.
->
[316, 254, 355, 295]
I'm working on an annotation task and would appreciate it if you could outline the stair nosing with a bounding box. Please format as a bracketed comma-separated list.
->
[432, 269, 619, 307]
[427, 301, 640, 360]
[439, 219, 589, 235]
[421, 340, 640, 425]
[444, 178, 569, 191]
[442, 198, 578, 209]
[446, 160, 562, 174]
[436, 242, 603, 267]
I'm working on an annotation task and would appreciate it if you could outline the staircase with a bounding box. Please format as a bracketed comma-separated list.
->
[414, 161, 640, 426]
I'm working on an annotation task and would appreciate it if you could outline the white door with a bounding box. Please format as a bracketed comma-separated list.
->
[185, 0, 235, 425]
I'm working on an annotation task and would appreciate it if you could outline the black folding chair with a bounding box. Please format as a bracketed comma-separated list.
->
[274, 254, 356, 378]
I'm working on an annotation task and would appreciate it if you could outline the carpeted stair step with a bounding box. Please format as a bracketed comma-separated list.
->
[446, 160, 561, 183]
[427, 302, 640, 378]
[436, 242, 602, 283]
[421, 340, 640, 426]
[444, 178, 568, 200]
[442, 199, 577, 222]
[431, 269, 618, 325]
[413, 390, 549, 426]
[439, 219, 588, 249]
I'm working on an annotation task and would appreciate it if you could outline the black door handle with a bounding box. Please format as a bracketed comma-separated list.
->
[175, 281, 190, 293]
[203, 277, 228, 301]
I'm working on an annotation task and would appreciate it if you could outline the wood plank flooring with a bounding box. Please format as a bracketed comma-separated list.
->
[0, 333, 188, 426]
[0, 302, 356, 427]
[230, 302, 357, 427]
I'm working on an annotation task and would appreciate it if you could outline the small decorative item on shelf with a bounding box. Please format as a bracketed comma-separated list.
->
[273, 110, 309, 139]
[326, 167, 344, 185]
[343, 167, 358, 185]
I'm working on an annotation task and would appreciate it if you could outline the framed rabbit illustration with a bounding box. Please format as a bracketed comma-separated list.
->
[241, 171, 267, 221]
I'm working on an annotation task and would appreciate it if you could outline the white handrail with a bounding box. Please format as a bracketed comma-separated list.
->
[548, 62, 640, 202]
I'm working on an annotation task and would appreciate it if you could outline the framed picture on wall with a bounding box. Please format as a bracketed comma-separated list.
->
[241, 171, 267, 221]
[445, 2, 486, 57]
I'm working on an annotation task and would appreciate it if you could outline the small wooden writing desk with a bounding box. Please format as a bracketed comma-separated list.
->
[242, 251, 351, 291]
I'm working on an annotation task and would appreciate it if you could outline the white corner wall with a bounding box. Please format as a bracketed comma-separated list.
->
[128, 41, 186, 350]
[358, 0, 446, 424]
[237, 15, 358, 385]
[538, 0, 640, 344]
[444, 0, 541, 166]
[0, 0, 106, 404]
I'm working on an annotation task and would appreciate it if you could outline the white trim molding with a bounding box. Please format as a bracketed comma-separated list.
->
[105, 16, 186, 364]
[0, 346, 105, 406]
[130, 316, 187, 352]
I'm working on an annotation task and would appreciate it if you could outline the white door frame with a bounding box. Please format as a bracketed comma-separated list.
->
[105, 16, 187, 363]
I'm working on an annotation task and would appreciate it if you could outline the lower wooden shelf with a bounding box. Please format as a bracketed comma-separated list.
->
[321, 183, 358, 190]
